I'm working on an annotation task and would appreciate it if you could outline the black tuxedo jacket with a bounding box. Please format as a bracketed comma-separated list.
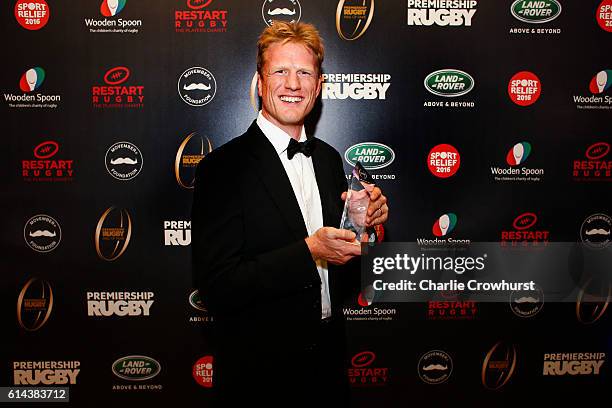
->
[192, 121, 358, 399]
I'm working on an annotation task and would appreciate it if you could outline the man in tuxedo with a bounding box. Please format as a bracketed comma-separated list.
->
[192, 21, 388, 405]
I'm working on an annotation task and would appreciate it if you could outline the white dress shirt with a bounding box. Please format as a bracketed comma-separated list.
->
[256, 112, 331, 319]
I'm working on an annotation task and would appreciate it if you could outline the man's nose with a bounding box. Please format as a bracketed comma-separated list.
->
[284, 71, 301, 90]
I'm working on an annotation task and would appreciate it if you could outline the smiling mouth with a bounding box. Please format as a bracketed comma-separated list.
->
[279, 96, 304, 103]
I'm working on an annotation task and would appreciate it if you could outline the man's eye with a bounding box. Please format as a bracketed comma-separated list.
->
[298, 71, 312, 76]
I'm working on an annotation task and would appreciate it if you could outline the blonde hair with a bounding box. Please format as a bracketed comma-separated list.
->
[257, 21, 324, 76]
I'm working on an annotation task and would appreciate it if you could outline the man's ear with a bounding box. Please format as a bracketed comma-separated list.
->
[257, 72, 263, 98]
[315, 74, 323, 98]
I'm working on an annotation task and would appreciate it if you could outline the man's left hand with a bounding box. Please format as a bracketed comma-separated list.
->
[341, 187, 388, 227]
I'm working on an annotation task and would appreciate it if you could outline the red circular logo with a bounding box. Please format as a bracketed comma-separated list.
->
[192, 356, 213, 388]
[508, 71, 541, 106]
[586, 142, 610, 160]
[15, 0, 49, 30]
[596, 0, 612, 32]
[103, 67, 130, 85]
[33, 141, 59, 159]
[188, 0, 213, 10]
[427, 144, 460, 178]
[351, 351, 375, 368]
[512, 212, 537, 230]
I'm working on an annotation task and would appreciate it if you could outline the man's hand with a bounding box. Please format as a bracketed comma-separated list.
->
[305, 227, 362, 265]
[341, 186, 388, 227]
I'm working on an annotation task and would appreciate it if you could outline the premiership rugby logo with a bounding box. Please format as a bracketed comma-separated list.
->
[336, 0, 375, 41]
[175, 132, 213, 188]
[94, 207, 132, 261]
[482, 342, 517, 389]
[424, 69, 474, 97]
[344, 143, 394, 170]
[112, 356, 161, 381]
[407, 0, 477, 26]
[17, 277, 54, 331]
[511, 0, 562, 24]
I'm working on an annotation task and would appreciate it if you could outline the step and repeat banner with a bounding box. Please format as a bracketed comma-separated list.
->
[3, 0, 611, 406]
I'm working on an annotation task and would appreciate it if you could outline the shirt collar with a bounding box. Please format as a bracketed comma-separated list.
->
[256, 111, 307, 156]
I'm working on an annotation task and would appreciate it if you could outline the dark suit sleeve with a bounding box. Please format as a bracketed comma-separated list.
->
[191, 153, 320, 316]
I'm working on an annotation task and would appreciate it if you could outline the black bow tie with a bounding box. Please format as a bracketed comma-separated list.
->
[287, 138, 315, 159]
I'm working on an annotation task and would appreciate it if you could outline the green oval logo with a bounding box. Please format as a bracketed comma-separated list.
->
[511, 0, 562, 24]
[112, 355, 161, 381]
[344, 142, 395, 170]
[189, 289, 207, 312]
[424, 69, 474, 97]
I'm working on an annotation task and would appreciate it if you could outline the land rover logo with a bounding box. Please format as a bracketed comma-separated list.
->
[112, 355, 161, 381]
[424, 69, 474, 97]
[511, 0, 562, 24]
[189, 290, 207, 312]
[344, 142, 395, 170]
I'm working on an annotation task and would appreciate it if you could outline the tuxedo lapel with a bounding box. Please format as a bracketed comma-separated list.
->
[244, 121, 309, 240]
[311, 139, 337, 228]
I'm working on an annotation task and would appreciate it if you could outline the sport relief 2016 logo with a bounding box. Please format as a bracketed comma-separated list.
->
[490, 141, 544, 182]
[573, 69, 612, 110]
[23, 140, 74, 182]
[423, 69, 475, 108]
[508, 71, 541, 106]
[262, 0, 301, 26]
[84, 0, 143, 34]
[572, 142, 611, 181]
[5, 67, 61, 109]
[92, 66, 144, 108]
[407, 0, 477, 27]
[193, 356, 214, 388]
[15, 0, 49, 30]
[427, 144, 460, 178]
[175, 0, 228, 33]
[509, 0, 562, 35]
[596, 0, 612, 32]
[501, 212, 549, 247]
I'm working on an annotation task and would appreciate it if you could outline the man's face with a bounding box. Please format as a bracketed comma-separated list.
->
[258, 41, 322, 134]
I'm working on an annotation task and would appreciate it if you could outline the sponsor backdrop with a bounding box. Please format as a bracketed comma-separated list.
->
[3, 0, 611, 406]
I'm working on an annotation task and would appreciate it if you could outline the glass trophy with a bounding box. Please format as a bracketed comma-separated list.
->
[339, 162, 375, 242]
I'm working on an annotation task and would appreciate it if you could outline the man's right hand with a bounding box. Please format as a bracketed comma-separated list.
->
[305, 227, 362, 265]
